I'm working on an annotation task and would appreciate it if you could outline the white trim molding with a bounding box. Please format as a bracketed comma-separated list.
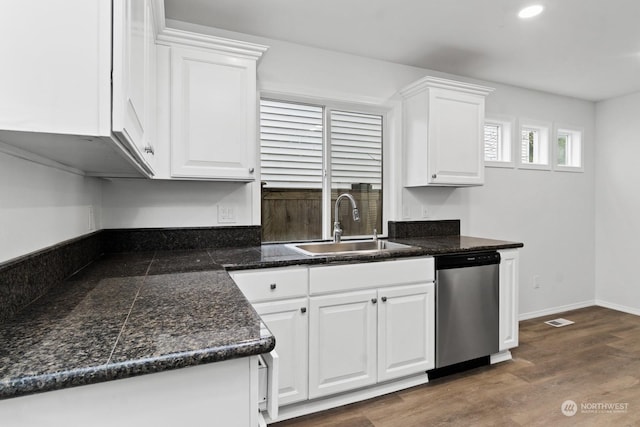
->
[519, 300, 595, 321]
[399, 76, 494, 98]
[595, 300, 640, 317]
[156, 27, 268, 60]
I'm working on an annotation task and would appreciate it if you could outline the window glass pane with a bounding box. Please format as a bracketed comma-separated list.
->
[260, 99, 323, 241]
[484, 124, 500, 161]
[330, 110, 383, 238]
[556, 129, 582, 169]
[557, 134, 568, 166]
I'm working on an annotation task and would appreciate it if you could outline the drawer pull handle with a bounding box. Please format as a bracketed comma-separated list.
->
[300, 307, 307, 314]
[371, 298, 377, 304]
[381, 296, 387, 302]
[270, 283, 277, 290]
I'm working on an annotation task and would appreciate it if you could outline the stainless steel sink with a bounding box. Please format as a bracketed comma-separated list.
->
[287, 240, 417, 256]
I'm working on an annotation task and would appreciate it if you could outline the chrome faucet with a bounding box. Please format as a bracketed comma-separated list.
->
[333, 193, 360, 242]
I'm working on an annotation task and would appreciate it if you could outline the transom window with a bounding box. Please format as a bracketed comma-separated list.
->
[556, 127, 583, 170]
[484, 116, 514, 167]
[519, 120, 550, 169]
[259, 99, 383, 242]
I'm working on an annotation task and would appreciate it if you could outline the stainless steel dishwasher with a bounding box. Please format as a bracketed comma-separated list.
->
[435, 251, 500, 368]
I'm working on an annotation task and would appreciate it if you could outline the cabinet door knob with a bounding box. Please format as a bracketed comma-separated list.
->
[381, 296, 387, 302]
[144, 145, 155, 155]
[249, 167, 255, 173]
[431, 174, 437, 179]
[270, 283, 276, 290]
[300, 307, 307, 314]
[371, 298, 377, 304]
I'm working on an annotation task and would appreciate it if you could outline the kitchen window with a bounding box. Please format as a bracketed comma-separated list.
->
[259, 98, 383, 242]
[519, 120, 551, 170]
[555, 127, 583, 171]
[484, 116, 514, 167]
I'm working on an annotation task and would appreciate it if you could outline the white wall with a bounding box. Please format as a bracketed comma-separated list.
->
[133, 20, 595, 318]
[595, 92, 640, 315]
[101, 179, 253, 228]
[0, 152, 102, 263]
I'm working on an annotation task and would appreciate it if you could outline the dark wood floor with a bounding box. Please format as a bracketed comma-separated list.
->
[273, 306, 640, 426]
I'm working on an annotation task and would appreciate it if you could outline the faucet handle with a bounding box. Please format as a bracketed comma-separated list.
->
[373, 228, 378, 241]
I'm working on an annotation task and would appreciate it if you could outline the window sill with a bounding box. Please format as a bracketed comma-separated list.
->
[485, 161, 515, 169]
[554, 165, 584, 173]
[518, 162, 551, 171]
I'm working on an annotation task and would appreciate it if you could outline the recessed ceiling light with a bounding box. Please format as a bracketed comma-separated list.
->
[518, 5, 544, 19]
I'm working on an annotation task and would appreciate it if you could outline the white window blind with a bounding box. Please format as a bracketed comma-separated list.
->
[260, 99, 323, 189]
[330, 110, 382, 190]
[484, 124, 500, 161]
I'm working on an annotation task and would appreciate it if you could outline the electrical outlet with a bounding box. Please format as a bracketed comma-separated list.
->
[217, 205, 237, 224]
[402, 205, 411, 219]
[533, 275, 541, 289]
[421, 205, 429, 218]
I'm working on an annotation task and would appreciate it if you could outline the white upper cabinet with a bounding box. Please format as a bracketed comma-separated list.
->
[154, 30, 268, 180]
[400, 76, 494, 186]
[0, 0, 158, 177]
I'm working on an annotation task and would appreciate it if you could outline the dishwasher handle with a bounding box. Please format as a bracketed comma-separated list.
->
[435, 251, 500, 270]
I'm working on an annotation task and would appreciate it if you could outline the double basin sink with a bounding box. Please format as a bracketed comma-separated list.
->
[288, 239, 416, 257]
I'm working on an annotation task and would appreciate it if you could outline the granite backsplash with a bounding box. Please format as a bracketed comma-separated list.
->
[0, 226, 261, 323]
[388, 219, 460, 238]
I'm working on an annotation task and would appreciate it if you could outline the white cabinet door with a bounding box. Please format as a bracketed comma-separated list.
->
[112, 0, 154, 167]
[377, 283, 435, 382]
[498, 249, 519, 351]
[401, 76, 493, 187]
[254, 298, 309, 406]
[0, 0, 111, 136]
[170, 46, 257, 180]
[309, 290, 377, 399]
[427, 88, 485, 186]
[142, 0, 157, 169]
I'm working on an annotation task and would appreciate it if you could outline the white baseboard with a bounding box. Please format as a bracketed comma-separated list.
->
[518, 300, 595, 321]
[519, 300, 640, 321]
[595, 300, 640, 317]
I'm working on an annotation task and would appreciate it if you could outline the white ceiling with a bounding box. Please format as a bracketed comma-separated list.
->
[164, 0, 640, 101]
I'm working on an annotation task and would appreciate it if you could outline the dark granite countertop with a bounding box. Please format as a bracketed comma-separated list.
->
[214, 235, 523, 270]
[0, 233, 522, 400]
[0, 251, 274, 399]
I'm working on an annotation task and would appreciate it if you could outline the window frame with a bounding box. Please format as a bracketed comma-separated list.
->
[484, 115, 515, 168]
[259, 92, 390, 241]
[554, 125, 584, 172]
[517, 118, 552, 171]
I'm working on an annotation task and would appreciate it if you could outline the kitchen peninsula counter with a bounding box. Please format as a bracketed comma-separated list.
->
[0, 228, 522, 400]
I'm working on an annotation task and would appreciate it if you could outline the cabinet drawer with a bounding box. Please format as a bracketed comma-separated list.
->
[231, 267, 308, 302]
[309, 257, 434, 295]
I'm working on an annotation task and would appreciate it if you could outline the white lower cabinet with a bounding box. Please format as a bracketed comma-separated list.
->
[308, 283, 435, 399]
[0, 357, 259, 427]
[230, 266, 309, 413]
[377, 283, 435, 382]
[232, 258, 435, 418]
[253, 298, 309, 406]
[498, 249, 519, 351]
[308, 289, 378, 399]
